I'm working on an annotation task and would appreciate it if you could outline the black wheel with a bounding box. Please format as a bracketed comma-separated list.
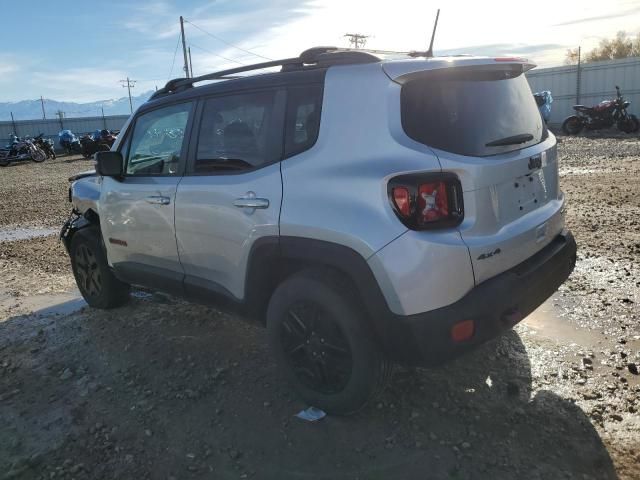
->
[267, 270, 391, 415]
[562, 116, 583, 135]
[70, 228, 130, 309]
[0, 155, 8, 167]
[31, 147, 46, 163]
[617, 115, 639, 134]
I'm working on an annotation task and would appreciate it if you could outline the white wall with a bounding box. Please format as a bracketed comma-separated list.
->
[527, 57, 640, 127]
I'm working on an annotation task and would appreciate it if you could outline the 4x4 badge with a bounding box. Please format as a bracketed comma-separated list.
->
[477, 248, 501, 260]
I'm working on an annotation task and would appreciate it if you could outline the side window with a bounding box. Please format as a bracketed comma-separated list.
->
[285, 85, 322, 158]
[194, 90, 284, 173]
[125, 102, 192, 176]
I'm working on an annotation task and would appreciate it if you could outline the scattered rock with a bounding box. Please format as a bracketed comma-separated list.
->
[628, 363, 639, 375]
[59, 368, 73, 380]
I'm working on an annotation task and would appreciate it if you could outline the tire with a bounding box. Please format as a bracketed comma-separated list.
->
[266, 269, 391, 415]
[0, 155, 9, 167]
[562, 116, 584, 135]
[70, 227, 130, 309]
[617, 115, 639, 134]
[31, 147, 46, 163]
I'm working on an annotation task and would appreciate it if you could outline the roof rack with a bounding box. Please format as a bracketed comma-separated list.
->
[151, 47, 380, 99]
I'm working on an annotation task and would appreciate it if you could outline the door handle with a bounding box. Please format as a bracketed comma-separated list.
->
[233, 191, 269, 209]
[145, 195, 171, 205]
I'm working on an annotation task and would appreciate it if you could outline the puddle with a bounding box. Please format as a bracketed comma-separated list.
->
[0, 289, 86, 318]
[522, 299, 607, 349]
[0, 226, 58, 242]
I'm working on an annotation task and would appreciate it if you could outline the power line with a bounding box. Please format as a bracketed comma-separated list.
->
[184, 19, 273, 61]
[189, 42, 245, 65]
[168, 32, 181, 80]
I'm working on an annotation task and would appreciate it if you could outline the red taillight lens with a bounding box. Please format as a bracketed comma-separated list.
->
[417, 181, 449, 224]
[387, 173, 463, 230]
[392, 187, 411, 217]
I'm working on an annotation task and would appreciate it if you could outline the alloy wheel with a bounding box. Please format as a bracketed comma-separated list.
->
[75, 244, 102, 297]
[280, 301, 353, 394]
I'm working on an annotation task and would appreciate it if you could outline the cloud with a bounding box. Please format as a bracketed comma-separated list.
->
[553, 6, 640, 26]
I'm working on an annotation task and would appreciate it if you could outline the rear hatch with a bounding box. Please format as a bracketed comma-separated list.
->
[386, 57, 564, 284]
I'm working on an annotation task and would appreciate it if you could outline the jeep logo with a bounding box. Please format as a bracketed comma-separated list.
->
[528, 155, 542, 170]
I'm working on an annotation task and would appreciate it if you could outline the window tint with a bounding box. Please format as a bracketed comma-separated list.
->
[125, 103, 192, 176]
[401, 68, 546, 157]
[195, 90, 284, 173]
[285, 85, 322, 157]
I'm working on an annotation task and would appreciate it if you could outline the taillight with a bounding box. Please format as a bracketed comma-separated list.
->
[388, 173, 463, 230]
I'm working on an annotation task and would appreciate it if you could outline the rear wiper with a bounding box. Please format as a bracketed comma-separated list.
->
[485, 133, 534, 147]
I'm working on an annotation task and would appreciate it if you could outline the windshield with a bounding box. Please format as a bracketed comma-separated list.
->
[401, 68, 546, 157]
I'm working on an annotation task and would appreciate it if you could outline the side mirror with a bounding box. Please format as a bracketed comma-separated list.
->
[95, 151, 123, 177]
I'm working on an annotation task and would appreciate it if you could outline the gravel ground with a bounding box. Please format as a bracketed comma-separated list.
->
[0, 139, 638, 480]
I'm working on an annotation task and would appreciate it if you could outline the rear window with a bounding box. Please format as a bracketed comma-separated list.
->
[401, 68, 546, 157]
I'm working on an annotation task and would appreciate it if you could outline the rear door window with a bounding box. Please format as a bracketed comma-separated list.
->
[401, 68, 546, 157]
[194, 90, 285, 173]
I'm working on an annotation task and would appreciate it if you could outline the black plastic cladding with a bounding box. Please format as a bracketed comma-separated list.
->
[387, 172, 464, 230]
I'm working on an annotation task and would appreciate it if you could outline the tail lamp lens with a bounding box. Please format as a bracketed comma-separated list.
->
[392, 187, 411, 217]
[388, 173, 463, 230]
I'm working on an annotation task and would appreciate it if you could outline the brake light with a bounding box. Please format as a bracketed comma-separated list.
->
[388, 173, 463, 230]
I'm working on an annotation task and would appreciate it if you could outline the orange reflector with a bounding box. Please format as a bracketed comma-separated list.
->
[451, 320, 475, 342]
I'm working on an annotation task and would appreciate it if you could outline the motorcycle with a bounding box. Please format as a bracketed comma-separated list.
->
[58, 129, 82, 155]
[0, 135, 47, 167]
[562, 86, 639, 135]
[80, 129, 116, 158]
[533, 91, 552, 123]
[33, 133, 56, 159]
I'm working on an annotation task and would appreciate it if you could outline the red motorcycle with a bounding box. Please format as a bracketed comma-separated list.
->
[562, 86, 639, 135]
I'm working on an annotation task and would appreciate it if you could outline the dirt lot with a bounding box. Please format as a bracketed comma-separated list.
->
[0, 140, 638, 480]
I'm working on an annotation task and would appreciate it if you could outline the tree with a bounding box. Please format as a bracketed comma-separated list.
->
[565, 31, 640, 64]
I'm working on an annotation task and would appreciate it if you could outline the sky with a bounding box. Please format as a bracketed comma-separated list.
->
[1, 0, 639, 103]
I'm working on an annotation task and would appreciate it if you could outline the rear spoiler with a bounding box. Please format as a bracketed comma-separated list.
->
[382, 57, 536, 84]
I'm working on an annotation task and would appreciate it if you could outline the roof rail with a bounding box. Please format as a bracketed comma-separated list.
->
[151, 47, 380, 99]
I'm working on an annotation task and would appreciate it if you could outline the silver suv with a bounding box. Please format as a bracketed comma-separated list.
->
[62, 47, 576, 414]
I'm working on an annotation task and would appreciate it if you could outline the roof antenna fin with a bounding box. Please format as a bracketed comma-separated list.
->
[426, 9, 440, 57]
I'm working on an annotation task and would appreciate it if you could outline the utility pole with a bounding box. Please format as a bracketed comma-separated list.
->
[180, 16, 190, 78]
[55, 110, 64, 130]
[344, 33, 369, 49]
[120, 77, 137, 113]
[101, 105, 107, 129]
[576, 46, 582, 105]
[40, 96, 46, 120]
[188, 46, 194, 77]
[10, 112, 17, 136]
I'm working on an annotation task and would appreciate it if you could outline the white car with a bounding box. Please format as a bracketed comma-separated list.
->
[62, 47, 576, 414]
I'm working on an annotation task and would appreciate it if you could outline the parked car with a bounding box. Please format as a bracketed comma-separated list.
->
[61, 47, 576, 414]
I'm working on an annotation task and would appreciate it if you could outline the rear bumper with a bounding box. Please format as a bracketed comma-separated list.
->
[382, 230, 577, 365]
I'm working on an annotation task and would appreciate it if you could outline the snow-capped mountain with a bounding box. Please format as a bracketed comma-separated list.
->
[0, 91, 155, 121]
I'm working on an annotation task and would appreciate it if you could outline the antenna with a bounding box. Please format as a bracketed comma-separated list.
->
[426, 9, 440, 57]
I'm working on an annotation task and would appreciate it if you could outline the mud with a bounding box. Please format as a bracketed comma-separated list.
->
[0, 140, 638, 479]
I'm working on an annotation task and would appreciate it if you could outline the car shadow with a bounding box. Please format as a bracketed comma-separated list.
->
[0, 298, 619, 480]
